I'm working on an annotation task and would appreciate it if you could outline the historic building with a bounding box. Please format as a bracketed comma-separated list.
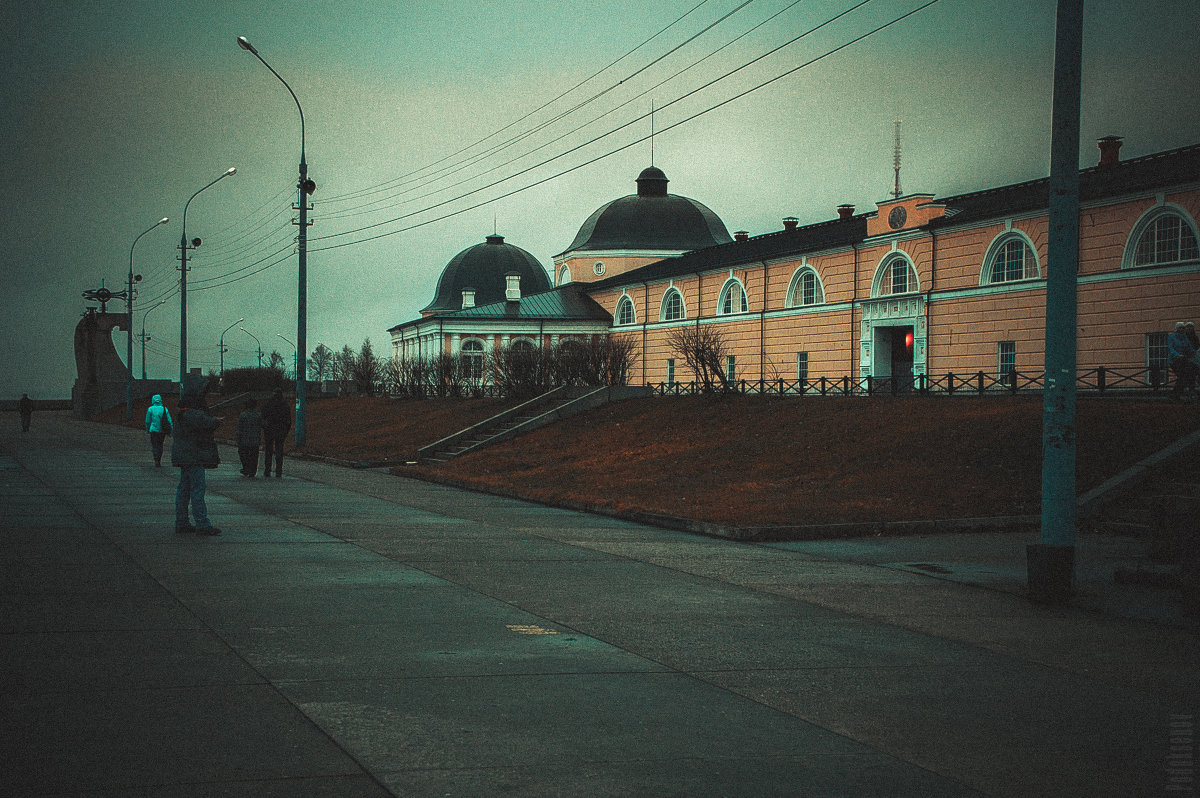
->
[390, 137, 1200, 389]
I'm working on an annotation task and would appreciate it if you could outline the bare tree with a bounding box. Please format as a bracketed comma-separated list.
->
[330, 345, 356, 396]
[666, 325, 731, 391]
[352, 338, 382, 395]
[308, 343, 333, 382]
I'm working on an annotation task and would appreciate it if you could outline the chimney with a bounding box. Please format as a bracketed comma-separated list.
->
[837, 204, 855, 220]
[1097, 135, 1123, 167]
[734, 230, 749, 242]
[461, 288, 475, 309]
[782, 216, 799, 231]
[505, 272, 521, 302]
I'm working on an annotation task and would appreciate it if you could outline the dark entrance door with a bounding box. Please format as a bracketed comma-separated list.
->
[890, 326, 915, 391]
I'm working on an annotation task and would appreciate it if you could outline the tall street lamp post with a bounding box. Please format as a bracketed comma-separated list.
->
[126, 217, 169, 420]
[276, 333, 296, 380]
[220, 318, 245, 381]
[238, 35, 314, 447]
[179, 168, 237, 389]
[241, 327, 263, 367]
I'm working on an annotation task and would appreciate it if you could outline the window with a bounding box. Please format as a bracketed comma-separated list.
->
[461, 340, 485, 382]
[725, 355, 736, 383]
[593, 261, 606, 276]
[998, 341, 1016, 375]
[660, 288, 685, 321]
[1130, 211, 1200, 267]
[666, 358, 675, 384]
[558, 266, 571, 285]
[615, 296, 636, 326]
[719, 280, 748, 315]
[510, 338, 535, 352]
[985, 236, 1037, 284]
[874, 255, 918, 297]
[1147, 332, 1169, 377]
[787, 268, 824, 307]
[796, 352, 809, 382]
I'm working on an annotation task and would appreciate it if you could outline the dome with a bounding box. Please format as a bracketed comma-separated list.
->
[422, 234, 552, 314]
[560, 167, 733, 254]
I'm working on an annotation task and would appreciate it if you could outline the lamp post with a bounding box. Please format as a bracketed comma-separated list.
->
[140, 301, 167, 380]
[238, 35, 314, 447]
[125, 217, 169, 420]
[220, 318, 245, 381]
[276, 333, 296, 380]
[241, 327, 263, 367]
[179, 168, 237, 389]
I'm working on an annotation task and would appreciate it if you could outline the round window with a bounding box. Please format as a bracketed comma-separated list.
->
[593, 261, 605, 276]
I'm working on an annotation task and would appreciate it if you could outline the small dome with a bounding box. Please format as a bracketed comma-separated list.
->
[561, 167, 732, 254]
[423, 234, 551, 314]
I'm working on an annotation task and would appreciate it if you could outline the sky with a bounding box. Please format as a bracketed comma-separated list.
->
[2, 0, 1197, 400]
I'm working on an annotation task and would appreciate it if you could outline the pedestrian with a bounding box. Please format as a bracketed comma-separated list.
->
[236, 397, 262, 478]
[18, 393, 32, 432]
[260, 387, 291, 478]
[171, 391, 223, 535]
[144, 394, 173, 467]
[1168, 321, 1198, 401]
[1186, 322, 1200, 372]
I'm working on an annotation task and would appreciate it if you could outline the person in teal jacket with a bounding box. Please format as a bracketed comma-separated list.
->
[171, 392, 223, 535]
[144, 394, 173, 467]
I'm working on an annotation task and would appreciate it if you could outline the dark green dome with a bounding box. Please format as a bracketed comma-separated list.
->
[559, 167, 733, 254]
[423, 235, 552, 314]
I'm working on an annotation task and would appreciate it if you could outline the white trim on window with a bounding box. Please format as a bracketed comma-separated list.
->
[660, 287, 686, 322]
[717, 278, 749, 315]
[786, 265, 825, 307]
[871, 253, 919, 297]
[615, 295, 636, 326]
[980, 231, 1040, 285]
[1123, 205, 1200, 269]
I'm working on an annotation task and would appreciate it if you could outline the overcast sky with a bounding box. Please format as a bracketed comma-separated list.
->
[2, 0, 1197, 400]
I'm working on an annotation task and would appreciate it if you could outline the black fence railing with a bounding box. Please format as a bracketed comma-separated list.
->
[648, 366, 1172, 398]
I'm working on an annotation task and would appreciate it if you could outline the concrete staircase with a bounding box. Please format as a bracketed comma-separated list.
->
[1080, 430, 1200, 608]
[417, 384, 651, 464]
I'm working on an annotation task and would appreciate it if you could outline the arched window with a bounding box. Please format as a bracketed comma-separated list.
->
[983, 234, 1039, 284]
[615, 296, 636, 326]
[510, 338, 536, 352]
[461, 339, 485, 382]
[718, 279, 748, 315]
[558, 266, 571, 285]
[786, 267, 824, 307]
[1125, 208, 1200, 268]
[660, 288, 685, 322]
[872, 254, 918, 297]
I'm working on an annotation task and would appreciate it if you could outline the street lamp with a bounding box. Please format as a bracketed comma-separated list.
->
[126, 216, 169, 420]
[276, 333, 297, 380]
[240, 327, 263, 367]
[140, 301, 168, 380]
[220, 317, 245, 380]
[238, 35, 314, 447]
[179, 167, 237, 389]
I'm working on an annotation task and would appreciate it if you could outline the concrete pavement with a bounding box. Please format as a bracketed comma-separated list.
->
[2, 411, 1197, 797]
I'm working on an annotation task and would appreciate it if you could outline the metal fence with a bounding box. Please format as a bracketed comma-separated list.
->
[647, 366, 1172, 398]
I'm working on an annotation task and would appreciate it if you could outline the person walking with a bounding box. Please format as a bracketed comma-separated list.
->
[235, 397, 263, 478]
[260, 387, 291, 478]
[144, 394, 173, 467]
[1168, 321, 1198, 401]
[18, 393, 32, 432]
[171, 392, 223, 535]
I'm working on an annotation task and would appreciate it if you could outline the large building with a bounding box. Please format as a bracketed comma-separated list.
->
[390, 137, 1200, 389]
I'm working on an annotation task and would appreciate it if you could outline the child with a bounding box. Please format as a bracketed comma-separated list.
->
[236, 397, 263, 477]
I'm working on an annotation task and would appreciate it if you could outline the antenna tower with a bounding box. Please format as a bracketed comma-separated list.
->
[892, 119, 903, 199]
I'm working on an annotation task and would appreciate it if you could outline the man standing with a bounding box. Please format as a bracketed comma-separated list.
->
[171, 392, 223, 535]
[18, 393, 32, 432]
[260, 387, 291, 478]
[235, 397, 262, 478]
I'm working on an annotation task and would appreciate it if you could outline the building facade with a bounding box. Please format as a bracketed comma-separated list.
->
[390, 139, 1200, 390]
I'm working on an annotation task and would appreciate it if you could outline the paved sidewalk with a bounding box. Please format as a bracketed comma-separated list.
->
[2, 412, 1197, 797]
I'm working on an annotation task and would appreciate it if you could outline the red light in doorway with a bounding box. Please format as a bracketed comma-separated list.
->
[905, 331, 914, 352]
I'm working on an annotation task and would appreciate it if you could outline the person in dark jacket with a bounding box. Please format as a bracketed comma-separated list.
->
[260, 387, 291, 478]
[235, 397, 262, 477]
[18, 393, 33, 432]
[171, 392, 223, 535]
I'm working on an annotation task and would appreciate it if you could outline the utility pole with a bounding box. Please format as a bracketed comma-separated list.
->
[1029, 0, 1083, 604]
